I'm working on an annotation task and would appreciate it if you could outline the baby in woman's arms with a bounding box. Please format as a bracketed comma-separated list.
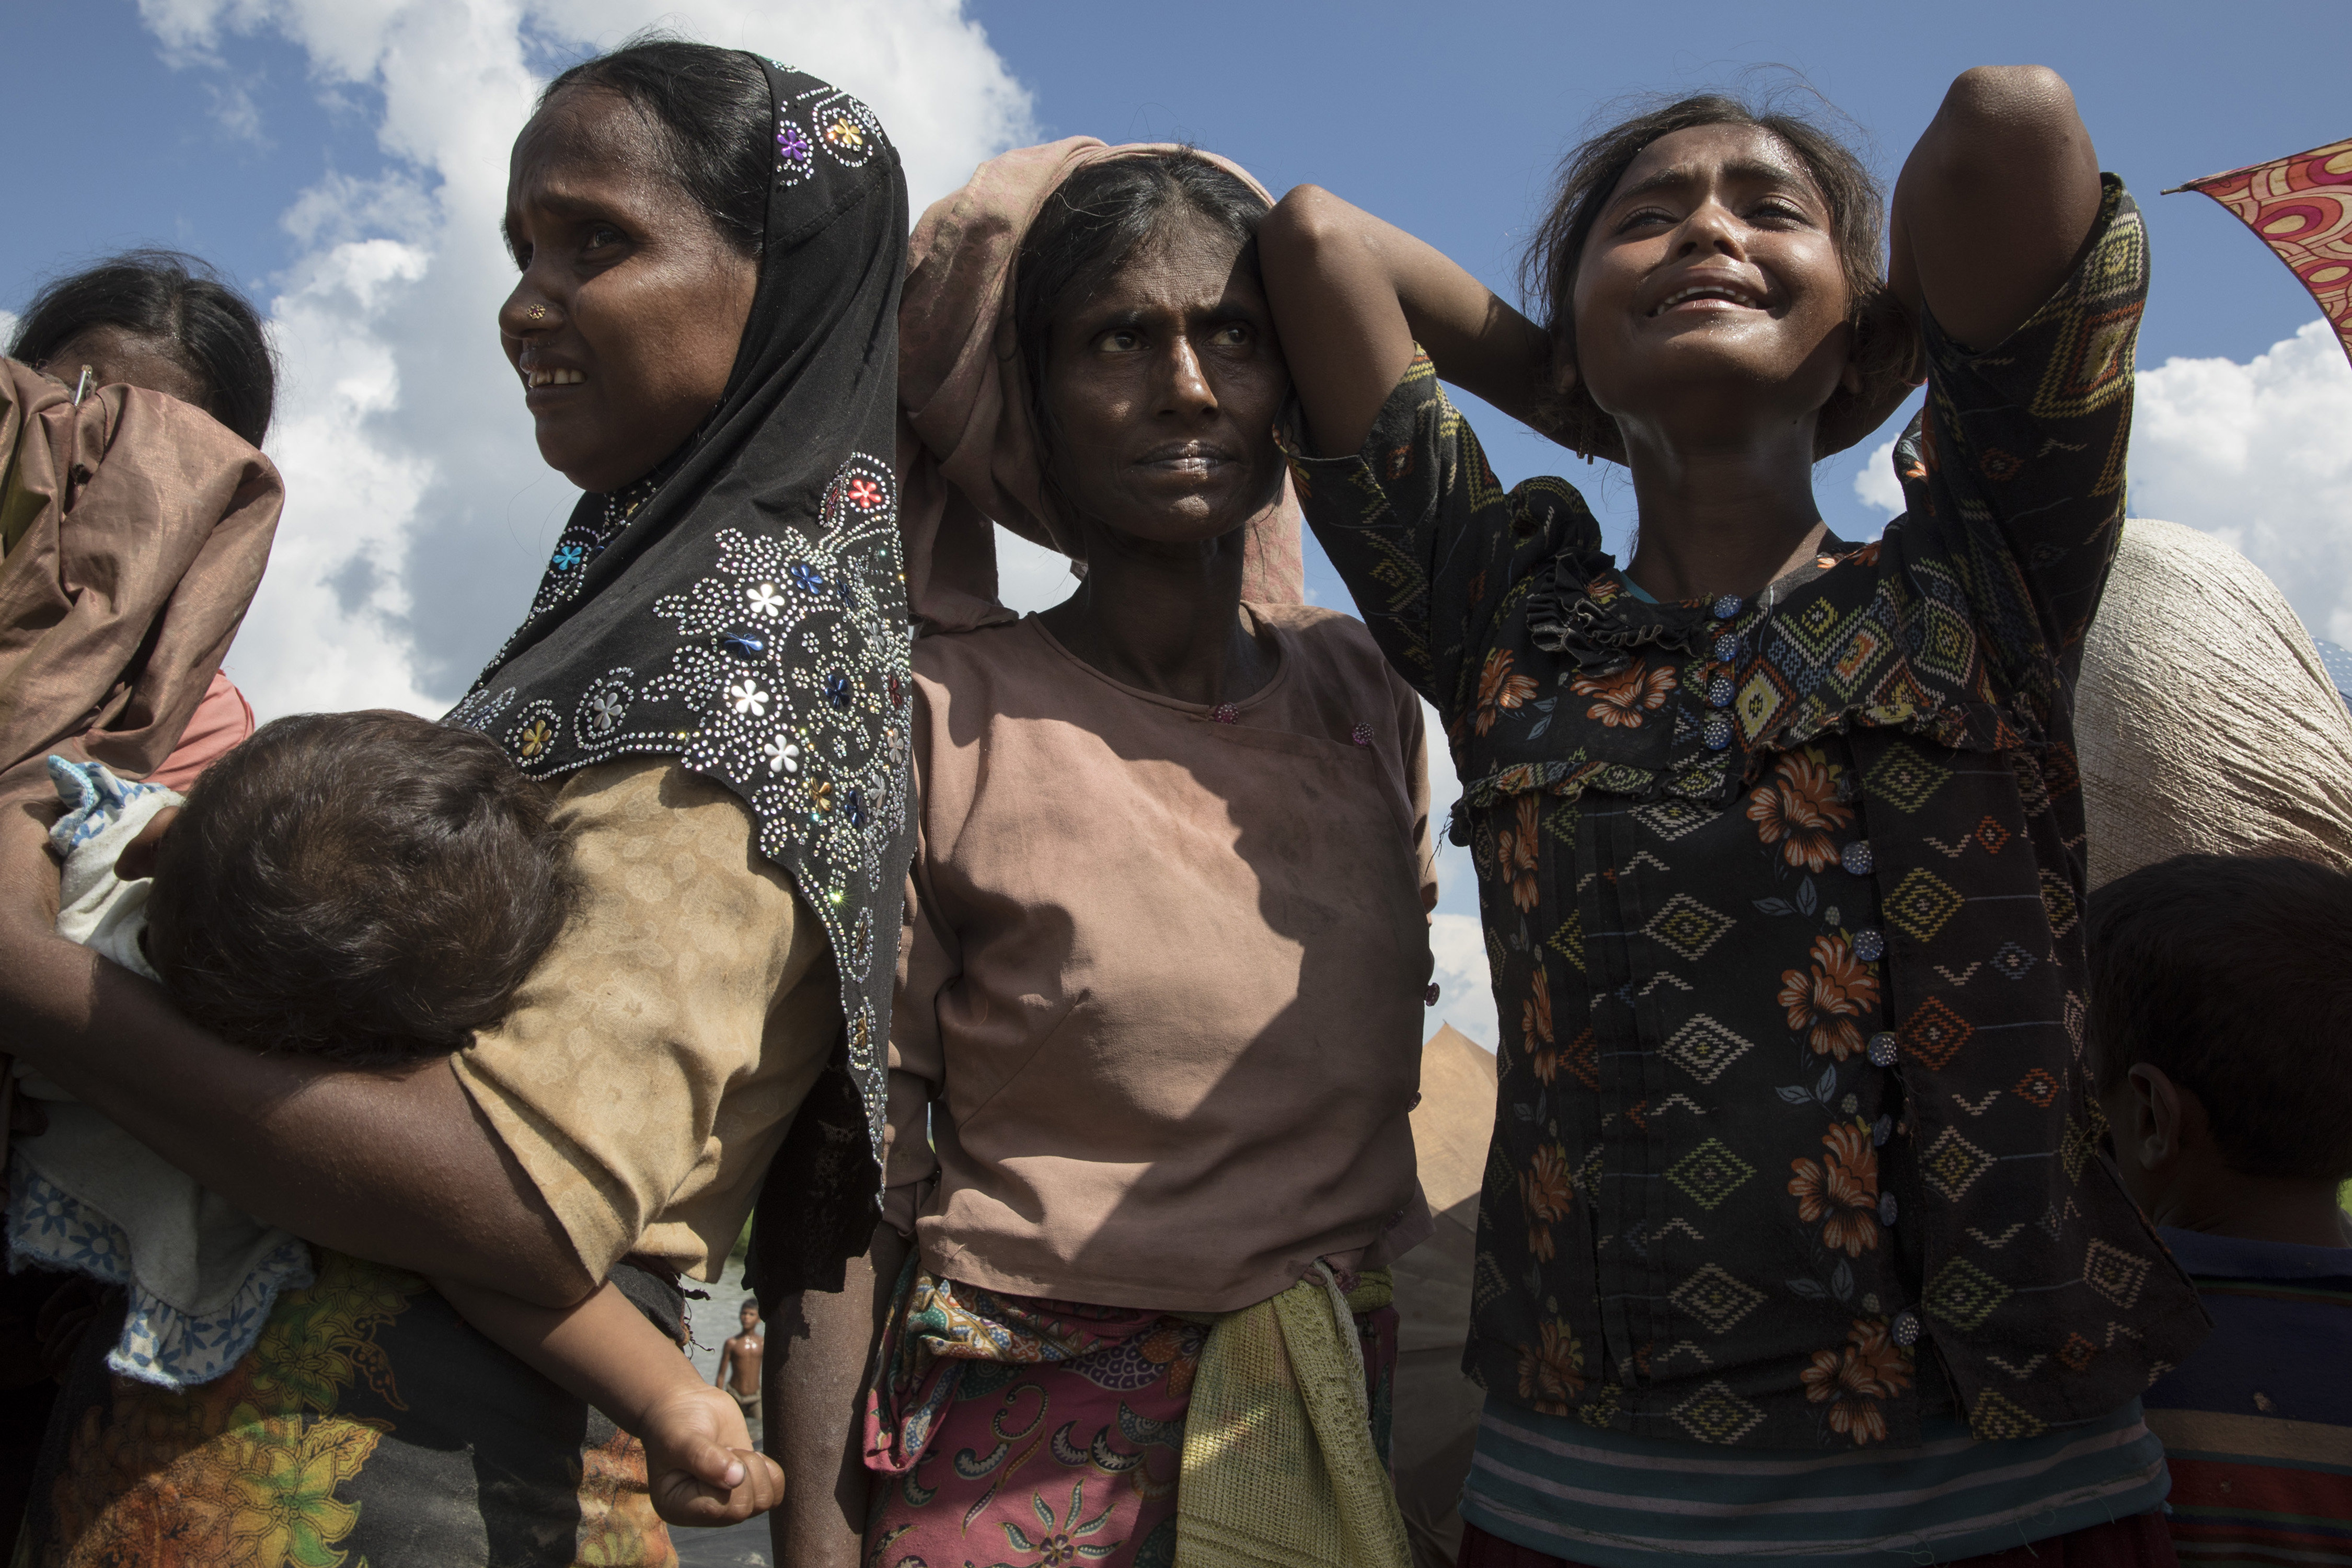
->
[9, 709, 778, 1527]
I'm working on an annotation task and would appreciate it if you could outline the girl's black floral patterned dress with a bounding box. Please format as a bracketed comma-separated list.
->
[1282, 179, 2208, 1448]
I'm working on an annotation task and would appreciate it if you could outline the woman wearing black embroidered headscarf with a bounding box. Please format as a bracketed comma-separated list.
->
[0, 38, 909, 1565]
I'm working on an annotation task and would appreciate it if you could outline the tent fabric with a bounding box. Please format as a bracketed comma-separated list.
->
[2077, 517, 2352, 889]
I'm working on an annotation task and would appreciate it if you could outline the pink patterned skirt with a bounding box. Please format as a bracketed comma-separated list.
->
[862, 1271, 1396, 1568]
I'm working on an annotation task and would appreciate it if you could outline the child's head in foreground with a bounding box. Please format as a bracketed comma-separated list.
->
[133, 710, 575, 1066]
[2088, 851, 2352, 1241]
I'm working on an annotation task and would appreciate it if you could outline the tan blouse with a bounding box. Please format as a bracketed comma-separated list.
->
[887, 603, 1438, 1313]
[454, 758, 841, 1282]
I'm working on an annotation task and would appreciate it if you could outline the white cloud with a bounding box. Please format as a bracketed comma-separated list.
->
[1844, 323, 2352, 651]
[1853, 434, 1904, 521]
[204, 78, 267, 144]
[1419, 699, 1497, 1047]
[134, 0, 1033, 719]
[994, 524, 1076, 614]
[1429, 912, 1497, 1048]
[0, 309, 17, 350]
[2129, 320, 2352, 643]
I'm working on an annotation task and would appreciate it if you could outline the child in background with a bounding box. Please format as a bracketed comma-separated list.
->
[8, 710, 781, 1527]
[2091, 852, 2352, 1562]
[714, 1297, 766, 1451]
[0, 250, 286, 1537]
[9, 249, 274, 447]
[6, 249, 279, 791]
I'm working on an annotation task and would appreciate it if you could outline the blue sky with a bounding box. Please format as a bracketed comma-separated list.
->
[4, 0, 2348, 1043]
[8, 0, 2343, 559]
[971, 0, 2352, 561]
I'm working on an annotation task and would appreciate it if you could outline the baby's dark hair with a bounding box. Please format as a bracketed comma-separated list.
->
[2087, 851, 2352, 1181]
[145, 710, 577, 1067]
[8, 249, 276, 447]
[1520, 87, 1916, 462]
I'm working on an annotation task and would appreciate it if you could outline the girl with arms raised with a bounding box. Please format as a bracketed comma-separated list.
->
[1262, 67, 2207, 1566]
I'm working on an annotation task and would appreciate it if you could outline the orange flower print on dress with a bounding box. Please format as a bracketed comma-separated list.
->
[1571, 662, 1676, 729]
[1475, 649, 1539, 735]
[1787, 1122, 1882, 1258]
[1778, 934, 1881, 1059]
[1521, 1142, 1575, 1263]
[1516, 1319, 1587, 1415]
[1800, 1318, 1913, 1445]
[1138, 1324, 1200, 1399]
[1524, 964, 1558, 1083]
[1496, 794, 1542, 912]
[1746, 748, 1854, 872]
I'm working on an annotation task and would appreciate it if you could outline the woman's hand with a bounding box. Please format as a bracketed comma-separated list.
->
[1260, 186, 1555, 458]
[1889, 66, 2103, 354]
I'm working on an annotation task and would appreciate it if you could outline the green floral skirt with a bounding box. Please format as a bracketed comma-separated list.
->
[14, 1250, 677, 1568]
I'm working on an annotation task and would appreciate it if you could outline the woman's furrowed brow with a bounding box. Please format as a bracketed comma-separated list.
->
[1610, 157, 1818, 210]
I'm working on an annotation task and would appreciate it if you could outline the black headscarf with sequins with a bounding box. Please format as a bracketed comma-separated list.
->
[449, 59, 912, 1294]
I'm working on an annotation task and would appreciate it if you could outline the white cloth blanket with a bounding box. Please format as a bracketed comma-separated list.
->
[6, 757, 313, 1389]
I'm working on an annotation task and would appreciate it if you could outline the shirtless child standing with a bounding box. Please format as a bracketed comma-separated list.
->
[713, 1298, 765, 1450]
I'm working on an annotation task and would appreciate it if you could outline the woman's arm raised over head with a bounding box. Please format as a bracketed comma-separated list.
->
[1889, 65, 2104, 354]
[0, 797, 594, 1308]
[1259, 186, 1554, 458]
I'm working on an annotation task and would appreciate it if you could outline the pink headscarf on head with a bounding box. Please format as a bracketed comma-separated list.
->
[896, 137, 1306, 635]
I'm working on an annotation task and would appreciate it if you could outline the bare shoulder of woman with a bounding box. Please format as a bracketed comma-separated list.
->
[1890, 65, 2104, 353]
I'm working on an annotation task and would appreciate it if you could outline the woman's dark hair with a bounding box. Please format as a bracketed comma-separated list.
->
[540, 34, 771, 256]
[8, 249, 275, 447]
[1012, 151, 1272, 478]
[2087, 851, 2352, 1181]
[145, 710, 578, 1068]
[1521, 89, 1917, 462]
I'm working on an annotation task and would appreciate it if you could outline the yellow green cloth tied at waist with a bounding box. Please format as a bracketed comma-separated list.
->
[863, 1262, 1411, 1568]
[1174, 1261, 1411, 1568]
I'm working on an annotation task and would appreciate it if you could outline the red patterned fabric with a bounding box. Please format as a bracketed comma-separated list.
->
[864, 1272, 1399, 1568]
[2180, 137, 2352, 368]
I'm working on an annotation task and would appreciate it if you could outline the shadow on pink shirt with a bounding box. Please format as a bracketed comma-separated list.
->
[142, 670, 253, 792]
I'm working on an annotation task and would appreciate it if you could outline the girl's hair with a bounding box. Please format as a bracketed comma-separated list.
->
[8, 250, 276, 447]
[1012, 150, 1271, 480]
[540, 35, 771, 257]
[1521, 90, 1917, 460]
